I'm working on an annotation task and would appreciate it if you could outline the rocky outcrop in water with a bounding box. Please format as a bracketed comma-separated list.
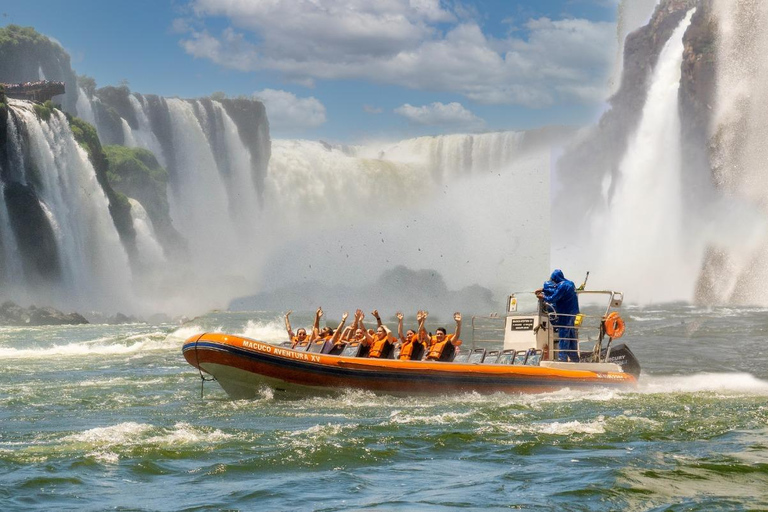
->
[0, 301, 88, 326]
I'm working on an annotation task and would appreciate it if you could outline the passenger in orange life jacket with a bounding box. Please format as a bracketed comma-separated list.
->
[396, 310, 427, 360]
[326, 312, 349, 348]
[308, 306, 335, 342]
[425, 312, 462, 361]
[284, 310, 309, 348]
[357, 310, 395, 358]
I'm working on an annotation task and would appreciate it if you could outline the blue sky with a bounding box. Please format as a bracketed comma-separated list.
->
[2, 0, 631, 142]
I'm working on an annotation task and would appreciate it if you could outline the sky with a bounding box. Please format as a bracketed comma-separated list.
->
[1, 0, 624, 142]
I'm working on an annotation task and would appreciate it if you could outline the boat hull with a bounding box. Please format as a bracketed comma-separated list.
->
[183, 333, 637, 398]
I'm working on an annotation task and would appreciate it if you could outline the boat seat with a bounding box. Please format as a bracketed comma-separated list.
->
[467, 348, 486, 364]
[279, 341, 292, 348]
[307, 340, 326, 353]
[340, 341, 369, 358]
[482, 350, 500, 364]
[327, 342, 346, 355]
[452, 351, 470, 363]
[525, 349, 543, 366]
[497, 349, 515, 365]
[294, 340, 311, 351]
[513, 350, 529, 365]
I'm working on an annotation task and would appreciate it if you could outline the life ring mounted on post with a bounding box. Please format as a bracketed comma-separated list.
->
[603, 312, 625, 339]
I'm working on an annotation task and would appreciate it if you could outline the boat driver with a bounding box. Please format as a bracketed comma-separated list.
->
[536, 269, 580, 362]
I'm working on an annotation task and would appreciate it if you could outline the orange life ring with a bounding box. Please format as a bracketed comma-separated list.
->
[604, 312, 625, 339]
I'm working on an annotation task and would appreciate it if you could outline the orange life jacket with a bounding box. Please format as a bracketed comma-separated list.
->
[398, 334, 422, 360]
[426, 334, 456, 360]
[291, 335, 307, 348]
[369, 333, 394, 358]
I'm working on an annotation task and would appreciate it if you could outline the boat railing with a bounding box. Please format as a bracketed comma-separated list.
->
[470, 307, 621, 362]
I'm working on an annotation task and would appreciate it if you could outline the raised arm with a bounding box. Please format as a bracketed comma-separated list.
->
[396, 312, 405, 343]
[351, 309, 362, 331]
[357, 312, 373, 344]
[330, 312, 349, 345]
[310, 307, 323, 341]
[452, 312, 462, 343]
[417, 310, 427, 336]
[371, 309, 383, 328]
[340, 325, 354, 342]
[284, 310, 295, 339]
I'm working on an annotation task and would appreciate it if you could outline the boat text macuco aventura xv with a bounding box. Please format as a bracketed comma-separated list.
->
[182, 290, 640, 398]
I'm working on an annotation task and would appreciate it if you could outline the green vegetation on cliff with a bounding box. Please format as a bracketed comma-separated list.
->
[66, 114, 136, 253]
[0, 25, 54, 52]
[103, 145, 169, 201]
[33, 100, 56, 121]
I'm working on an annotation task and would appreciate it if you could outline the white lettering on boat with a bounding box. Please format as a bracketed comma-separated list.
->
[241, 339, 322, 363]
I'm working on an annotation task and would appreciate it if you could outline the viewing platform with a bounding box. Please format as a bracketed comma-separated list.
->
[1, 80, 65, 103]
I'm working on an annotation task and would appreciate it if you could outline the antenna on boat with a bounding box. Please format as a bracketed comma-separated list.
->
[577, 271, 590, 291]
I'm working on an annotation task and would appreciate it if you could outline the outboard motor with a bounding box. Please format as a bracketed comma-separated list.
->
[601, 343, 641, 379]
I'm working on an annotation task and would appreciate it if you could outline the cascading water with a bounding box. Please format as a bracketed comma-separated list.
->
[127, 95, 166, 168]
[128, 198, 165, 269]
[591, 10, 697, 302]
[9, 101, 132, 310]
[75, 87, 97, 128]
[164, 98, 250, 270]
[261, 133, 552, 295]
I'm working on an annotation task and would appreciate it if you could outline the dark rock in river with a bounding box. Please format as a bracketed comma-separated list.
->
[0, 301, 89, 326]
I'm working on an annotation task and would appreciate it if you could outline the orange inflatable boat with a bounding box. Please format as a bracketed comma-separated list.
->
[182, 291, 640, 398]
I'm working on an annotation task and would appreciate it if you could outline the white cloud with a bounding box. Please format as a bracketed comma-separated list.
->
[253, 89, 327, 131]
[395, 102, 485, 130]
[179, 1, 617, 107]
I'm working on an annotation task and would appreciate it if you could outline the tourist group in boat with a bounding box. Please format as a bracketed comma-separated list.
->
[284, 268, 582, 363]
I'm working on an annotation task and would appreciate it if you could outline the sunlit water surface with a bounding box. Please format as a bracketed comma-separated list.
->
[1, 305, 767, 511]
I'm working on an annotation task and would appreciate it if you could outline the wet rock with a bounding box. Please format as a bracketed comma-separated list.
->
[0, 301, 89, 325]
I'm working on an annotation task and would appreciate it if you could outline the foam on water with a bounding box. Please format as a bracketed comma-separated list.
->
[638, 372, 768, 394]
[239, 319, 286, 343]
[0, 332, 173, 359]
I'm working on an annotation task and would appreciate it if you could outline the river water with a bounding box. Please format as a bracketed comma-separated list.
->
[1, 304, 767, 511]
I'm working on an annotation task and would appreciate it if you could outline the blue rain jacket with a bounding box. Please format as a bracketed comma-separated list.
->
[542, 269, 579, 320]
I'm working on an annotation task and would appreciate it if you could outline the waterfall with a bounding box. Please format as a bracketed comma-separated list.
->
[10, 102, 132, 310]
[127, 95, 167, 167]
[589, 10, 696, 301]
[75, 87, 97, 128]
[129, 198, 165, 268]
[1, 112, 28, 288]
[262, 132, 552, 293]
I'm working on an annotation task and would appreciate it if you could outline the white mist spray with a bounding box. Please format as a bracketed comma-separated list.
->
[707, 0, 768, 304]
